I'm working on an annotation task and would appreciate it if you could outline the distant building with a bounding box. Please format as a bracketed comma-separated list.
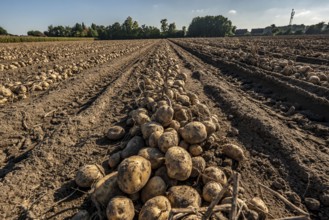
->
[235, 29, 248, 36]
[251, 28, 264, 35]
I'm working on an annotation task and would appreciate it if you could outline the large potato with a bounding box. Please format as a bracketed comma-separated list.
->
[117, 156, 152, 194]
[167, 185, 202, 208]
[91, 172, 122, 207]
[165, 147, 192, 181]
[222, 144, 245, 161]
[139, 196, 171, 220]
[202, 166, 227, 185]
[179, 122, 207, 144]
[106, 196, 135, 220]
[141, 176, 167, 203]
[138, 147, 164, 169]
[154, 105, 174, 126]
[158, 130, 179, 153]
[191, 156, 206, 178]
[141, 122, 164, 140]
[121, 136, 145, 159]
[75, 164, 104, 188]
[202, 181, 223, 202]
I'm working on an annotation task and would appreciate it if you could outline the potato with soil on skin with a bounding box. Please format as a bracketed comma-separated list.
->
[117, 155, 151, 194]
[121, 136, 145, 159]
[222, 144, 245, 162]
[154, 105, 174, 127]
[191, 156, 206, 177]
[148, 131, 163, 148]
[106, 125, 125, 140]
[158, 130, 179, 153]
[154, 166, 178, 187]
[165, 146, 192, 181]
[202, 166, 227, 185]
[189, 144, 203, 156]
[138, 147, 164, 169]
[139, 196, 171, 220]
[75, 164, 104, 188]
[168, 120, 180, 131]
[141, 176, 167, 203]
[141, 121, 164, 140]
[202, 181, 223, 202]
[91, 172, 122, 207]
[248, 197, 269, 214]
[179, 122, 207, 144]
[106, 196, 135, 220]
[202, 120, 217, 136]
[167, 185, 202, 208]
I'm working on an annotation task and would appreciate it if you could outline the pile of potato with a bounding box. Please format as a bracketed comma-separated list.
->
[74, 47, 269, 219]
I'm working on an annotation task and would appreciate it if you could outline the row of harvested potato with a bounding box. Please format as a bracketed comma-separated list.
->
[0, 44, 148, 105]
[73, 44, 268, 219]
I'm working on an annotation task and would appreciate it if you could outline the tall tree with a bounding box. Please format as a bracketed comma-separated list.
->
[0, 26, 8, 35]
[160, 19, 168, 34]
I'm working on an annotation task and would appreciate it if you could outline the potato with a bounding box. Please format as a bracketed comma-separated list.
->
[158, 130, 179, 153]
[148, 131, 163, 148]
[154, 105, 174, 126]
[135, 113, 151, 125]
[141, 176, 167, 203]
[141, 122, 164, 140]
[202, 166, 227, 185]
[202, 120, 216, 136]
[138, 147, 164, 169]
[202, 181, 223, 202]
[106, 196, 135, 220]
[189, 144, 203, 156]
[222, 144, 245, 162]
[154, 166, 177, 187]
[129, 125, 141, 136]
[191, 156, 206, 177]
[117, 156, 152, 194]
[108, 152, 121, 168]
[121, 136, 145, 159]
[248, 197, 269, 214]
[221, 197, 245, 208]
[106, 126, 125, 140]
[75, 164, 104, 188]
[165, 147, 192, 181]
[167, 185, 202, 208]
[168, 120, 180, 131]
[91, 172, 122, 207]
[174, 107, 190, 122]
[176, 94, 190, 106]
[0, 86, 12, 97]
[139, 196, 171, 220]
[180, 122, 207, 144]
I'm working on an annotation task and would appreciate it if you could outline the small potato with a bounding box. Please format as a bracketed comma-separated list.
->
[202, 166, 227, 185]
[75, 164, 104, 188]
[154, 166, 177, 187]
[117, 156, 152, 194]
[121, 136, 145, 159]
[248, 197, 269, 214]
[180, 122, 207, 144]
[138, 147, 164, 169]
[221, 197, 245, 208]
[202, 120, 216, 136]
[158, 130, 179, 153]
[189, 144, 203, 156]
[191, 157, 206, 177]
[139, 196, 171, 220]
[134, 112, 151, 125]
[148, 131, 163, 148]
[174, 107, 190, 122]
[176, 94, 190, 106]
[141, 176, 167, 203]
[108, 152, 121, 168]
[222, 144, 245, 162]
[165, 147, 192, 181]
[168, 120, 180, 131]
[91, 172, 122, 207]
[106, 196, 135, 220]
[202, 181, 223, 202]
[106, 126, 125, 140]
[167, 185, 202, 208]
[142, 122, 164, 140]
[154, 105, 174, 127]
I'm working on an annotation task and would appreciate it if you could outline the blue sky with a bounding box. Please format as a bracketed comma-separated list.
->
[1, 0, 329, 35]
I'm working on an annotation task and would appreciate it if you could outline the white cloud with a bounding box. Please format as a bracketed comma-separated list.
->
[228, 10, 237, 15]
[191, 9, 205, 13]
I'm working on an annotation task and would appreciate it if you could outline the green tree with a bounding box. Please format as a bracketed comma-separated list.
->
[160, 19, 168, 34]
[0, 26, 8, 35]
[168, 23, 177, 36]
[27, 30, 45, 36]
[271, 24, 279, 35]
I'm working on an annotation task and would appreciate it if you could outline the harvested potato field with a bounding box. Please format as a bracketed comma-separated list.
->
[0, 37, 329, 220]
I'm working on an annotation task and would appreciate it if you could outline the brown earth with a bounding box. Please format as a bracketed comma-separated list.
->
[0, 38, 328, 220]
